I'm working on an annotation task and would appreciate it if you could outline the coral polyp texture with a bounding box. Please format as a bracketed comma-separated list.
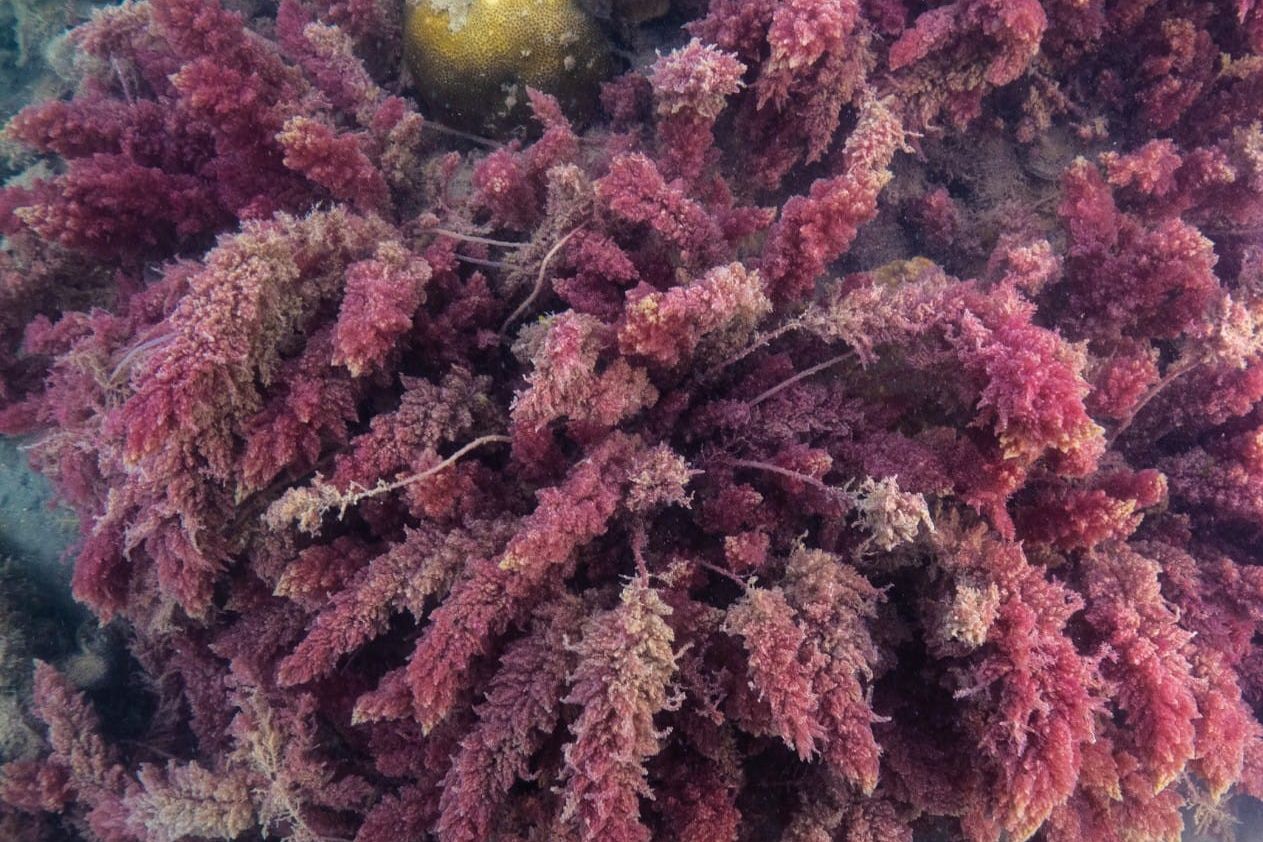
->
[402, 0, 613, 134]
[4, 0, 1263, 840]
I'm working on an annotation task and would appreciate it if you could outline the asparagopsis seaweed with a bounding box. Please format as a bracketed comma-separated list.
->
[3, 1, 1263, 841]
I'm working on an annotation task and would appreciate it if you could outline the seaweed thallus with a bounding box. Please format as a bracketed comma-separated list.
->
[6, 0, 1263, 840]
[0, 556, 118, 763]
[404, 0, 614, 133]
[0, 558, 64, 765]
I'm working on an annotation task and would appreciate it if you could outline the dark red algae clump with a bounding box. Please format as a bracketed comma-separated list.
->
[3, 1, 1263, 840]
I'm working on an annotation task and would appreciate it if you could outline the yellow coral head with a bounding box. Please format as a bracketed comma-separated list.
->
[404, 0, 613, 135]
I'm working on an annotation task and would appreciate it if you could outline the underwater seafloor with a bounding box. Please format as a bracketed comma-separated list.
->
[5, 0, 1263, 841]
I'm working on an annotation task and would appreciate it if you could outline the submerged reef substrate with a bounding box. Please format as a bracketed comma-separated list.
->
[4, 1, 1263, 841]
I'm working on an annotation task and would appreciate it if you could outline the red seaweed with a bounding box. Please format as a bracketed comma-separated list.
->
[3, 1, 1263, 840]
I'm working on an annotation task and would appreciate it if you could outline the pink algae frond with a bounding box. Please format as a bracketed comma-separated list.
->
[4, 1, 1263, 840]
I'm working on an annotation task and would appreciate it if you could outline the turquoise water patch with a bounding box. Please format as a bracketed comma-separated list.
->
[0, 436, 77, 589]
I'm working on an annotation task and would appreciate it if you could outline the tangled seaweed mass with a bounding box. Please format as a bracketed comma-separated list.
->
[4, 0, 1263, 839]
